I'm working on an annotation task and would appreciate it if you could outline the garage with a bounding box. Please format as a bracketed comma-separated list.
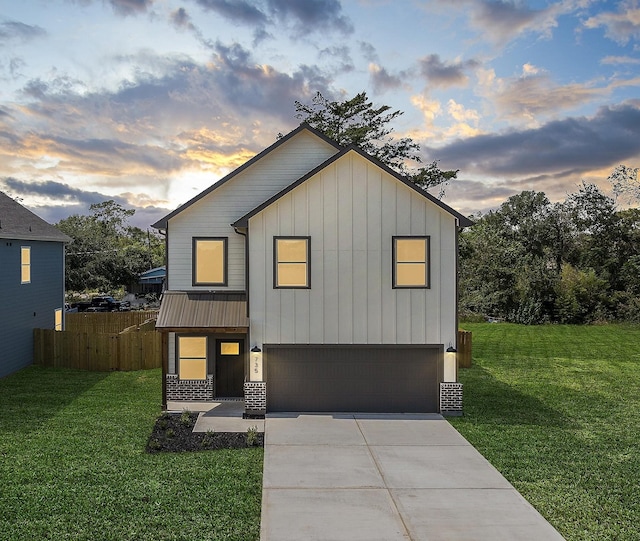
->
[265, 344, 442, 413]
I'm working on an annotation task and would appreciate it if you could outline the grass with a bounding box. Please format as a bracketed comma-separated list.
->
[0, 367, 263, 541]
[450, 323, 640, 541]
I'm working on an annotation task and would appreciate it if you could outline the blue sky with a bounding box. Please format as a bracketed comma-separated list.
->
[1, 0, 639, 227]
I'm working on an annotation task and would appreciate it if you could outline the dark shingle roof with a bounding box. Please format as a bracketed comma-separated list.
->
[0, 191, 72, 242]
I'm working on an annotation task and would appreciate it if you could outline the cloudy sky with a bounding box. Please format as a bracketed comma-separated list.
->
[1, 0, 639, 227]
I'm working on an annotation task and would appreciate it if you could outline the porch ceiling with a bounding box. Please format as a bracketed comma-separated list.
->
[155, 291, 249, 331]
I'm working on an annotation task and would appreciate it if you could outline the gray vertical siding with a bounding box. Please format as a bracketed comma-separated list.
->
[167, 130, 339, 291]
[0, 239, 65, 378]
[248, 151, 459, 356]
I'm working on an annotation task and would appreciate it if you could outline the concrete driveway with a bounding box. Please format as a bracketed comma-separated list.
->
[260, 413, 565, 541]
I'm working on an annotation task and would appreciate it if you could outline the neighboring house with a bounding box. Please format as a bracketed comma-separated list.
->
[152, 124, 472, 414]
[0, 192, 71, 378]
[133, 266, 166, 295]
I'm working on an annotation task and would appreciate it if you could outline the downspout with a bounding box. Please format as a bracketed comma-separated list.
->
[233, 227, 249, 317]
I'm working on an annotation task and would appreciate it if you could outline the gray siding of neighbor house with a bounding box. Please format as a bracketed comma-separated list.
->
[0, 239, 65, 378]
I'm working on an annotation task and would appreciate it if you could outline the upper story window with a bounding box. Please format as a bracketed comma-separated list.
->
[193, 237, 227, 286]
[392, 236, 430, 288]
[274, 237, 310, 288]
[21, 246, 31, 284]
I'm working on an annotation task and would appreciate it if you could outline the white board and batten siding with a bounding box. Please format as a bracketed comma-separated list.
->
[248, 150, 459, 354]
[167, 131, 339, 290]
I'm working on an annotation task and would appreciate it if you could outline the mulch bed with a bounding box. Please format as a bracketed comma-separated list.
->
[146, 411, 264, 453]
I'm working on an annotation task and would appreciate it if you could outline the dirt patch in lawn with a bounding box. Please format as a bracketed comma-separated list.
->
[146, 411, 263, 453]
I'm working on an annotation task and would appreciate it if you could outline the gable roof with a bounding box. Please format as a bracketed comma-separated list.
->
[232, 145, 474, 228]
[0, 191, 72, 242]
[151, 123, 343, 230]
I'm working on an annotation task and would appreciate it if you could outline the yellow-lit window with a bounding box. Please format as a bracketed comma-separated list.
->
[393, 237, 429, 288]
[21, 246, 31, 284]
[220, 342, 240, 355]
[274, 237, 310, 288]
[193, 238, 227, 286]
[178, 336, 207, 380]
[54, 308, 63, 331]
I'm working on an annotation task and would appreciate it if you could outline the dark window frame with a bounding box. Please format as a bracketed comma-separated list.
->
[273, 236, 311, 289]
[392, 235, 431, 289]
[192, 237, 228, 287]
[176, 334, 208, 381]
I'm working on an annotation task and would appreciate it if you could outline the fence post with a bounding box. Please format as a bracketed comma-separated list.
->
[458, 329, 472, 368]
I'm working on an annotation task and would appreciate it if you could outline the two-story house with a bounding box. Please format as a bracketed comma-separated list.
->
[152, 124, 472, 415]
[0, 192, 71, 378]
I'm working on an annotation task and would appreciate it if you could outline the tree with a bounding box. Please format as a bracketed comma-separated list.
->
[609, 164, 640, 203]
[459, 214, 526, 318]
[57, 200, 164, 292]
[459, 193, 560, 323]
[563, 182, 621, 289]
[295, 91, 458, 195]
[459, 183, 640, 323]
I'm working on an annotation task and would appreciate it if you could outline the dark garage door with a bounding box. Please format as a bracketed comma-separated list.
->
[265, 345, 442, 413]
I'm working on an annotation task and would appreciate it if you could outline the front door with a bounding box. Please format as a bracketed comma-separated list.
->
[215, 339, 244, 397]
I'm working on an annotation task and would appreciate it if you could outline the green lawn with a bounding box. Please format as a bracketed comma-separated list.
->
[450, 323, 640, 541]
[0, 367, 263, 541]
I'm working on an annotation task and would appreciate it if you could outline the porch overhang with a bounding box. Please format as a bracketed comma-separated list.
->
[155, 291, 249, 333]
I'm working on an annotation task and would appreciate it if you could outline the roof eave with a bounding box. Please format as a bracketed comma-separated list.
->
[233, 145, 473, 228]
[0, 232, 72, 243]
[151, 123, 343, 230]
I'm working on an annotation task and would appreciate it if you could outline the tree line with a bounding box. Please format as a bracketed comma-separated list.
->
[57, 200, 164, 293]
[54, 92, 638, 325]
[459, 183, 640, 324]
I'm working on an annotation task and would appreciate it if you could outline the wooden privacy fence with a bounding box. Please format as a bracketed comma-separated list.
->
[458, 329, 472, 368]
[34, 326, 161, 372]
[65, 311, 158, 333]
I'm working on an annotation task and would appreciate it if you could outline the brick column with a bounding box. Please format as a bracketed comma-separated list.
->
[440, 382, 463, 416]
[244, 381, 266, 417]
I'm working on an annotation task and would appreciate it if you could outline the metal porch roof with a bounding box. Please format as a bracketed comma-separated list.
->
[155, 291, 249, 330]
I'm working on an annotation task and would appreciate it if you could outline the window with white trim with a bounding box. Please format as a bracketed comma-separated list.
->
[21, 246, 31, 284]
[54, 308, 63, 331]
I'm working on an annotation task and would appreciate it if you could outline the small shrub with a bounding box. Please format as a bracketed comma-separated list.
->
[246, 425, 258, 447]
[166, 428, 175, 438]
[149, 438, 162, 451]
[180, 409, 192, 427]
[201, 429, 215, 448]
